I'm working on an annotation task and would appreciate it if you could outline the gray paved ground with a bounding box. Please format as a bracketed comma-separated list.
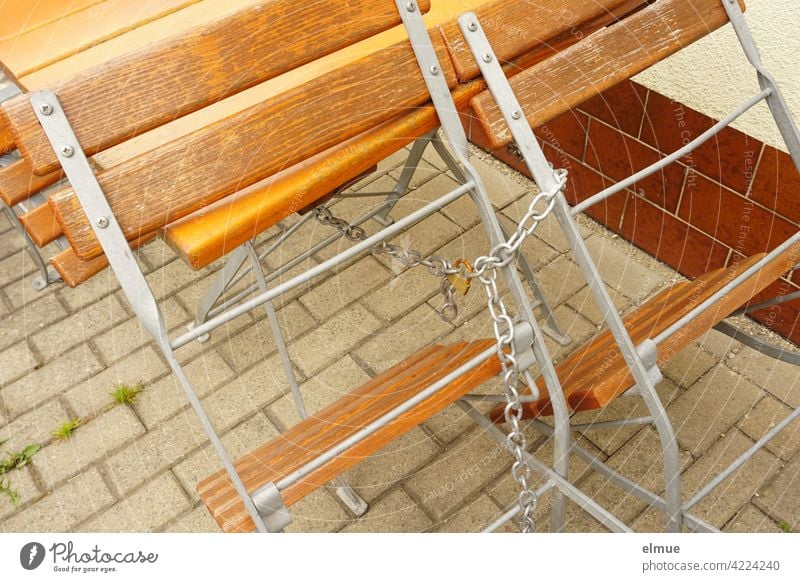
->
[0, 145, 798, 533]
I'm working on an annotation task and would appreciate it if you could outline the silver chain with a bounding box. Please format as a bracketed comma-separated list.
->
[314, 168, 568, 532]
[313, 206, 463, 321]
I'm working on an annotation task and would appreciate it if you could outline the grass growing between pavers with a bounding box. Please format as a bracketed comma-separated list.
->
[110, 383, 144, 406]
[0, 440, 41, 506]
[51, 418, 82, 440]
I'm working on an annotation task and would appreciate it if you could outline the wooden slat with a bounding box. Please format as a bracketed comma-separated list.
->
[0, 159, 63, 206]
[20, 202, 62, 247]
[2, 0, 431, 176]
[0, 0, 107, 40]
[472, 0, 745, 149]
[164, 0, 643, 271]
[50, 232, 157, 287]
[199, 339, 500, 532]
[490, 243, 800, 422]
[0, 0, 202, 78]
[438, 0, 635, 82]
[49, 35, 458, 261]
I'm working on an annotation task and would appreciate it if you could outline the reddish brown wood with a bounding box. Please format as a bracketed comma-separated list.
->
[0, 160, 63, 206]
[438, 0, 637, 82]
[50, 36, 456, 261]
[50, 233, 156, 287]
[1, 0, 429, 176]
[20, 203, 62, 247]
[489, 244, 800, 422]
[472, 0, 745, 149]
[198, 339, 501, 533]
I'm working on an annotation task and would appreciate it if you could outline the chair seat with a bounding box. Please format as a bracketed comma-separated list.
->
[490, 243, 800, 422]
[198, 339, 501, 533]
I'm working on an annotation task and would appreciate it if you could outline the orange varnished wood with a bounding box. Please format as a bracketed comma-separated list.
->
[438, 0, 636, 82]
[2, 0, 429, 176]
[472, 0, 745, 149]
[0, 160, 63, 206]
[198, 339, 501, 532]
[49, 233, 157, 288]
[20, 203, 62, 247]
[163, 5, 633, 272]
[49, 35, 457, 261]
[0, 0, 104, 40]
[489, 244, 800, 422]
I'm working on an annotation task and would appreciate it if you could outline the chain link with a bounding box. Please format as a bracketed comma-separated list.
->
[314, 168, 568, 531]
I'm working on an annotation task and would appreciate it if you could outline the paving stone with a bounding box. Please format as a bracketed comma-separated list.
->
[421, 380, 499, 445]
[434, 494, 503, 532]
[32, 293, 128, 359]
[405, 428, 509, 520]
[389, 158, 441, 191]
[79, 472, 191, 532]
[696, 328, 740, 360]
[164, 505, 221, 532]
[267, 355, 371, 429]
[201, 353, 291, 430]
[342, 488, 432, 533]
[300, 257, 391, 321]
[362, 257, 441, 322]
[3, 274, 59, 310]
[343, 427, 442, 502]
[134, 350, 235, 429]
[173, 413, 278, 503]
[65, 346, 168, 418]
[0, 293, 67, 351]
[58, 267, 121, 311]
[661, 342, 719, 388]
[572, 379, 682, 456]
[0, 250, 35, 287]
[584, 235, 670, 301]
[146, 258, 202, 301]
[537, 256, 587, 307]
[1, 469, 115, 533]
[755, 453, 800, 532]
[0, 399, 70, 452]
[0, 466, 42, 521]
[0, 340, 38, 387]
[565, 283, 631, 327]
[352, 303, 451, 374]
[681, 430, 781, 529]
[668, 364, 762, 456]
[1, 344, 103, 417]
[104, 410, 206, 496]
[723, 503, 783, 533]
[543, 304, 598, 361]
[290, 303, 382, 376]
[137, 238, 178, 272]
[93, 297, 188, 362]
[36, 406, 146, 489]
[727, 346, 800, 407]
[284, 490, 350, 533]
[738, 395, 800, 460]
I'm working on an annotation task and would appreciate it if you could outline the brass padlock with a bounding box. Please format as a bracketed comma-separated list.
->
[447, 259, 474, 296]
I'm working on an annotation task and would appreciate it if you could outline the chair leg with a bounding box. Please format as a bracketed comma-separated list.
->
[1, 197, 61, 291]
[244, 241, 369, 517]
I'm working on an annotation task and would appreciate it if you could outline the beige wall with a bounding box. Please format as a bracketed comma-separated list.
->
[634, 0, 800, 151]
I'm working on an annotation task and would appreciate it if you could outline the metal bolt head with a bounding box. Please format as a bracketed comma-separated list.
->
[511, 110, 522, 120]
[468, 22, 478, 32]
[96, 216, 109, 229]
[430, 65, 440, 76]
[39, 103, 53, 116]
[482, 53, 493, 63]
[60, 144, 74, 157]
[406, 1, 416, 11]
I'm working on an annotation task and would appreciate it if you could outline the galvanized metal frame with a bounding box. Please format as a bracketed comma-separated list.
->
[0, 78, 63, 291]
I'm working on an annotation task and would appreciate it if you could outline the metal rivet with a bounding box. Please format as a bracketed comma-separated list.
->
[511, 110, 522, 120]
[96, 216, 109, 229]
[39, 103, 53, 116]
[430, 65, 440, 76]
[482, 53, 493, 63]
[60, 145, 74, 157]
[468, 22, 478, 32]
[406, 1, 416, 11]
